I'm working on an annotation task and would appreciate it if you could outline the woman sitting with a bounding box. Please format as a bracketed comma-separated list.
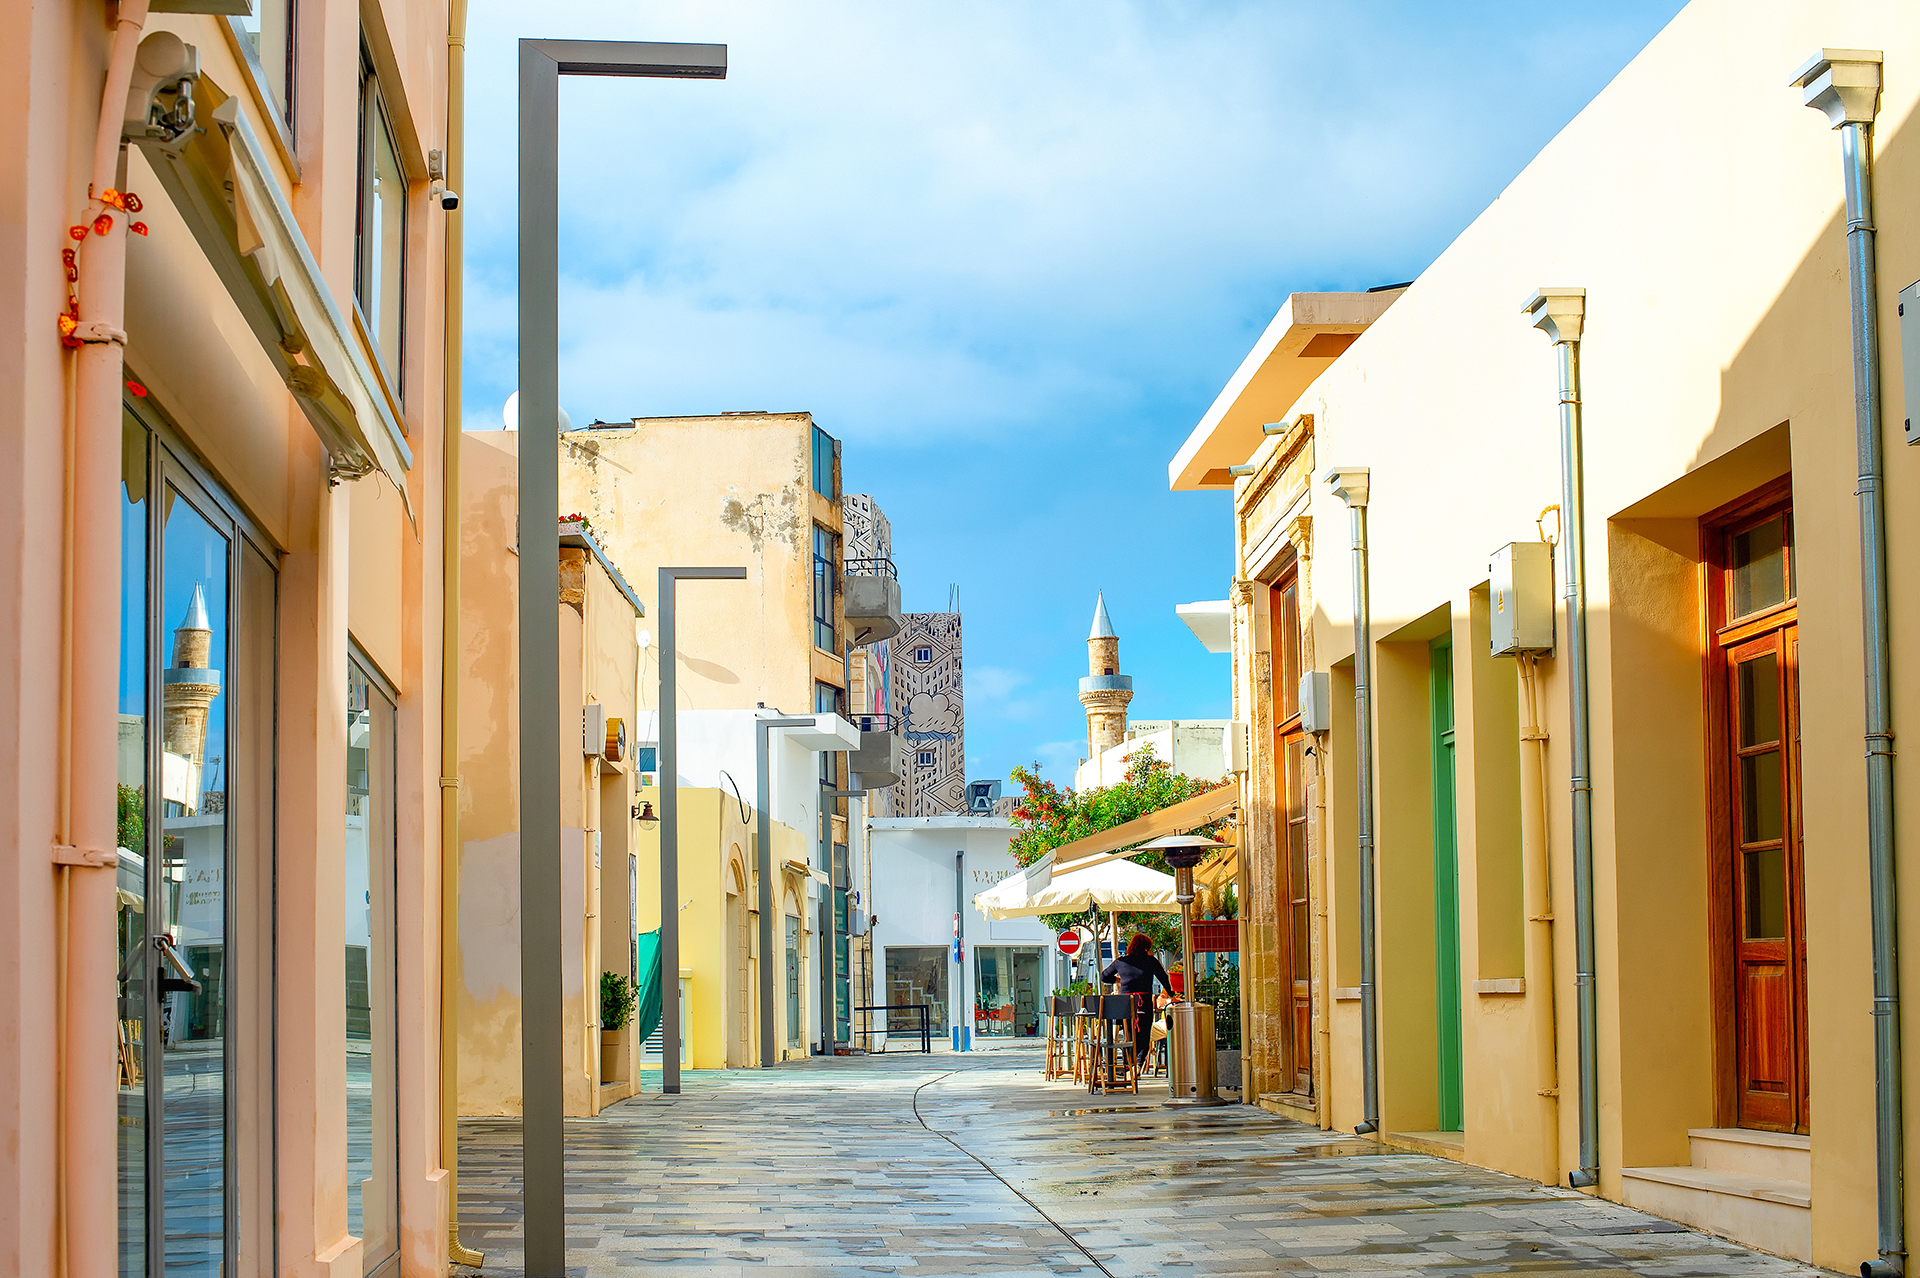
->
[1102, 934, 1173, 1067]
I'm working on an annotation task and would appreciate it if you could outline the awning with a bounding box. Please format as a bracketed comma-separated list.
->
[974, 858, 1179, 920]
[136, 79, 412, 504]
[1017, 782, 1240, 890]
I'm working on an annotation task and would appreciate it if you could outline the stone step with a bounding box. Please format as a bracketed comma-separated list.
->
[1620, 1164, 1811, 1263]
[1688, 1126, 1811, 1182]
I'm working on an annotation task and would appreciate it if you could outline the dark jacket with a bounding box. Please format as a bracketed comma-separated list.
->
[1102, 952, 1171, 997]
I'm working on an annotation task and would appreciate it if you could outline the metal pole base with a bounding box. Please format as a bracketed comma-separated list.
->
[1163, 1094, 1230, 1109]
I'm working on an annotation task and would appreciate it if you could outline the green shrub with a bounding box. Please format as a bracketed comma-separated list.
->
[599, 970, 638, 1032]
[1197, 960, 1241, 1050]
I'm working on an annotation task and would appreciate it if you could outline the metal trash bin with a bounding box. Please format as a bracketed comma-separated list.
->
[1165, 1002, 1227, 1106]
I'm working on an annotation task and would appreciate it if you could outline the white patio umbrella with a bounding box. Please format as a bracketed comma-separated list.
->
[974, 857, 1180, 919]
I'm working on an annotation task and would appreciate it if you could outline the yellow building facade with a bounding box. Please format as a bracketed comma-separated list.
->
[1174, 3, 1920, 1269]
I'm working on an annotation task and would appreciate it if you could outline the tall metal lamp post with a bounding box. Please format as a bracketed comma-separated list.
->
[518, 38, 725, 1278]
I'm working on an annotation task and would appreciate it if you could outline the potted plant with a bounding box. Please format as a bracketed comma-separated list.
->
[600, 970, 637, 1082]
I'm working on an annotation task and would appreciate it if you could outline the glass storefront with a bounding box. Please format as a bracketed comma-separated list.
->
[974, 946, 1042, 1037]
[884, 946, 948, 1035]
[346, 662, 400, 1272]
[116, 405, 276, 1276]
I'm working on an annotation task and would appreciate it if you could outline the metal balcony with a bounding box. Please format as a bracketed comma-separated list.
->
[843, 557, 903, 645]
[850, 712, 901, 789]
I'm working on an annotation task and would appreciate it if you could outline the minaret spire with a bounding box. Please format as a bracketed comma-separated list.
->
[1077, 591, 1133, 764]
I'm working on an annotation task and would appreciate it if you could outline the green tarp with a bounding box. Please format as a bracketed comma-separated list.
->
[633, 929, 663, 1048]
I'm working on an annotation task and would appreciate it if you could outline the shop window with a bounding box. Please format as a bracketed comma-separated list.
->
[784, 915, 803, 1046]
[356, 44, 407, 390]
[885, 946, 948, 1034]
[117, 405, 277, 1277]
[346, 660, 400, 1270]
[974, 947, 1043, 1037]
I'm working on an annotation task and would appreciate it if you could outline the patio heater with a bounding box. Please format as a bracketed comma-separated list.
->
[1141, 833, 1230, 1107]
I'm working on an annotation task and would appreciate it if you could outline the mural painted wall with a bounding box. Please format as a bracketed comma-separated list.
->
[888, 613, 964, 816]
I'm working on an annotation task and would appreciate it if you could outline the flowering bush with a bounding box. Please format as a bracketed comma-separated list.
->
[1006, 745, 1229, 954]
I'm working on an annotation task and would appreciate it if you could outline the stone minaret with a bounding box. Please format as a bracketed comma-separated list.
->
[162, 582, 221, 767]
[1077, 592, 1133, 762]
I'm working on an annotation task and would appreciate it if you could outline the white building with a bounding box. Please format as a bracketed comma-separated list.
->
[866, 814, 1062, 1049]
[1075, 719, 1233, 790]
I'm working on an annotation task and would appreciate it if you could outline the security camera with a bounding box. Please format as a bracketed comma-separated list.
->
[429, 176, 459, 211]
[440, 188, 460, 211]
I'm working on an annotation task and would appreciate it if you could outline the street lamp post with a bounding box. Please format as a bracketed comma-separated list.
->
[518, 38, 725, 1278]
[658, 565, 747, 1098]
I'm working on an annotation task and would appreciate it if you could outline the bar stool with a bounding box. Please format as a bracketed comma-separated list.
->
[1044, 997, 1074, 1080]
[1090, 994, 1139, 1095]
[1073, 994, 1100, 1085]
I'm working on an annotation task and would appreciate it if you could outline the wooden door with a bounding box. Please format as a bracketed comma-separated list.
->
[1706, 488, 1806, 1132]
[1283, 731, 1311, 1094]
[1271, 572, 1313, 1096]
[1727, 628, 1805, 1129]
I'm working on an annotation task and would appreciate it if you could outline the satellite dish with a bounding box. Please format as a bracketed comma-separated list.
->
[502, 391, 571, 433]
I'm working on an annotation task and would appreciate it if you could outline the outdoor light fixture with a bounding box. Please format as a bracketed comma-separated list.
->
[1227, 463, 1257, 477]
[632, 801, 657, 828]
[1138, 833, 1230, 1107]
[518, 36, 726, 1278]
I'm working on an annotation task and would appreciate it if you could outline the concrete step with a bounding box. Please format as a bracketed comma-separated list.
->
[1688, 1126, 1811, 1182]
[1620, 1164, 1811, 1263]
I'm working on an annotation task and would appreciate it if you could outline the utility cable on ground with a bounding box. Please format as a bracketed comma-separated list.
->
[910, 1069, 1118, 1278]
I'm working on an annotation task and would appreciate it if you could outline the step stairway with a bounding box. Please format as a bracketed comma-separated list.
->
[1621, 1128, 1810, 1262]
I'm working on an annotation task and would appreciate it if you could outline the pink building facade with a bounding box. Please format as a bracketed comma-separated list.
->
[2, 0, 458, 1274]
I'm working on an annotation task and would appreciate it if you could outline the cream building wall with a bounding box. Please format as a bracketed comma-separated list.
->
[1075, 720, 1231, 791]
[457, 432, 647, 1117]
[1186, 3, 1920, 1270]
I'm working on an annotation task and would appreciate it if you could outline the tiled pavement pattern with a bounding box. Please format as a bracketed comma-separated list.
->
[452, 1048, 1825, 1277]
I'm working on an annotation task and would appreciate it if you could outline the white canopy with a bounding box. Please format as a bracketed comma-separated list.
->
[974, 857, 1180, 920]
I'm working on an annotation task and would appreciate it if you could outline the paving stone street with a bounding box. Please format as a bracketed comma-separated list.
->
[451, 1048, 1825, 1277]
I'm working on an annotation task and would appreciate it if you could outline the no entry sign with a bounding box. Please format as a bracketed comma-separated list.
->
[1057, 930, 1082, 957]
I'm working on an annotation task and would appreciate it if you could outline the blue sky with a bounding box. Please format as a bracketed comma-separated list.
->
[460, 0, 1687, 789]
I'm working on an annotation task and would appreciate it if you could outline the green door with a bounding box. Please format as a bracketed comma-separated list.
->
[1431, 637, 1465, 1131]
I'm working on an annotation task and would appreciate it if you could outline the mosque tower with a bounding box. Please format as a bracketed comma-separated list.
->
[162, 582, 221, 770]
[1077, 592, 1133, 762]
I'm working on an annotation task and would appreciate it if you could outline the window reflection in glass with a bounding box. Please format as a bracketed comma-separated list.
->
[1731, 516, 1789, 619]
[233, 0, 294, 125]
[117, 415, 148, 1278]
[160, 490, 229, 1277]
[1741, 751, 1785, 845]
[1738, 654, 1781, 747]
[1745, 848, 1788, 940]
[785, 918, 803, 1044]
[356, 49, 407, 386]
[346, 665, 400, 1271]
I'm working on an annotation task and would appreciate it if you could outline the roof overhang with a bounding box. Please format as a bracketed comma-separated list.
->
[1167, 290, 1404, 492]
[1175, 600, 1231, 653]
[558, 520, 645, 616]
[136, 80, 412, 503]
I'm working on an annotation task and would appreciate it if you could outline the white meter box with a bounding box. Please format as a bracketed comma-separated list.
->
[1901, 279, 1920, 446]
[1489, 542, 1555, 656]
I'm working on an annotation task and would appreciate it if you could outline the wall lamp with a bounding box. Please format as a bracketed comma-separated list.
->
[1227, 463, 1257, 477]
[632, 801, 657, 828]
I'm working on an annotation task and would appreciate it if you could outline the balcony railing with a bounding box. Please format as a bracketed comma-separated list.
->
[844, 556, 897, 578]
[853, 712, 899, 734]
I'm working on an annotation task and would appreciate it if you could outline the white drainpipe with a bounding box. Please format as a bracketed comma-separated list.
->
[1325, 466, 1380, 1136]
[1525, 288, 1599, 1189]
[1794, 48, 1904, 1278]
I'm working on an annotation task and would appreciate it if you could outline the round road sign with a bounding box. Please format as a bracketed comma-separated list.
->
[1057, 930, 1082, 957]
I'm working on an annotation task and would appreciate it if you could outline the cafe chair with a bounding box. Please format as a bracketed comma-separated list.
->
[1090, 993, 1139, 1095]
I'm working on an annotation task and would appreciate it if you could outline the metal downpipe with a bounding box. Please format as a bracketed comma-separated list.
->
[1793, 50, 1903, 1276]
[1326, 468, 1379, 1136]
[1526, 290, 1598, 1190]
[1842, 115, 1907, 1278]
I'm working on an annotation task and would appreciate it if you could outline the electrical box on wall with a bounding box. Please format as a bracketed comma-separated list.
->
[1489, 542, 1555, 656]
[1299, 671, 1332, 734]
[1222, 721, 1250, 773]
[582, 702, 606, 757]
[1901, 279, 1920, 446]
